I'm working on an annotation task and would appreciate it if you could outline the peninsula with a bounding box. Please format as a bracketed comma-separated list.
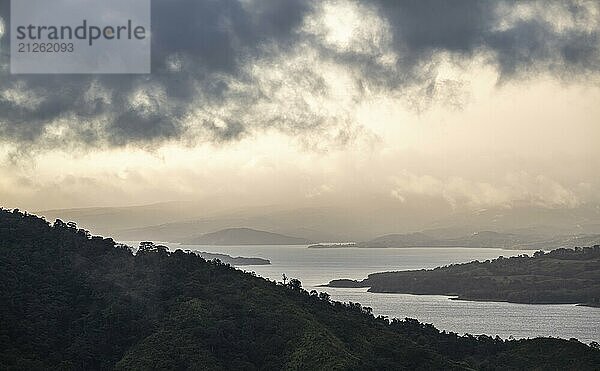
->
[327, 246, 600, 307]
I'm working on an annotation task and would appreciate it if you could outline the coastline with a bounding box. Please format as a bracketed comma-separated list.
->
[323, 284, 600, 308]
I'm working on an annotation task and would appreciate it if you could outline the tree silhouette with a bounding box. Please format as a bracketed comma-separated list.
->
[288, 278, 302, 291]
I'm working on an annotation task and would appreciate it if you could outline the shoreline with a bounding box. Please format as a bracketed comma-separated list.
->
[310, 245, 540, 250]
[323, 247, 600, 308]
[323, 285, 600, 308]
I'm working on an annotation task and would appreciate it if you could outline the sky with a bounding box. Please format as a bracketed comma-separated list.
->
[0, 0, 599, 217]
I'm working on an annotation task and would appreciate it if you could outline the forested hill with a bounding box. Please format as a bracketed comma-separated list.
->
[1, 209, 599, 370]
[327, 247, 600, 307]
[185, 227, 312, 245]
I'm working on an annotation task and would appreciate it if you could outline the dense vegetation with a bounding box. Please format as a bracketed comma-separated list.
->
[1, 208, 599, 370]
[328, 247, 600, 307]
[191, 250, 270, 266]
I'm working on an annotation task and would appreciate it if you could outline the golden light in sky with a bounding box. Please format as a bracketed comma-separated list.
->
[0, 0, 598, 229]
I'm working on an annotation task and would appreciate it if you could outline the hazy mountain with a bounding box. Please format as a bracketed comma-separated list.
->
[110, 207, 358, 242]
[426, 204, 600, 237]
[359, 231, 552, 249]
[361, 231, 539, 249]
[36, 202, 209, 236]
[452, 231, 536, 248]
[35, 198, 463, 242]
[360, 230, 600, 250]
[36, 202, 295, 239]
[513, 234, 600, 250]
[360, 232, 440, 248]
[185, 228, 312, 245]
[37, 202, 600, 245]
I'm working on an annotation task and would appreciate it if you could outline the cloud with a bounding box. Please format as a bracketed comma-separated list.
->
[0, 0, 598, 154]
[371, 0, 600, 78]
[391, 171, 581, 210]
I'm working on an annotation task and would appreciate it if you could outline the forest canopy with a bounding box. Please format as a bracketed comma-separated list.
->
[1, 208, 599, 370]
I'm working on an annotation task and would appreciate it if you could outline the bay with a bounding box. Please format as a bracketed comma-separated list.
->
[129, 242, 600, 343]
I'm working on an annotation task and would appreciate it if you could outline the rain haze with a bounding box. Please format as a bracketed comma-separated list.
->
[1, 0, 599, 239]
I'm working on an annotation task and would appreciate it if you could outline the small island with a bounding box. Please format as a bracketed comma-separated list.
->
[192, 251, 270, 266]
[326, 246, 600, 307]
[308, 242, 357, 248]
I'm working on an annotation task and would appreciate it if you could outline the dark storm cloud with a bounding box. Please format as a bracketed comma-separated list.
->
[372, 0, 600, 79]
[0, 0, 598, 151]
[0, 0, 312, 151]
[151, 0, 309, 72]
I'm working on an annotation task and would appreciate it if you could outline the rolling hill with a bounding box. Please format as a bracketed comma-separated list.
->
[360, 231, 536, 249]
[359, 231, 600, 250]
[2, 208, 599, 369]
[184, 227, 312, 245]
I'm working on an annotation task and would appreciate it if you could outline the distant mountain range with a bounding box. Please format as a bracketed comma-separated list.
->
[360, 231, 600, 250]
[39, 204, 355, 242]
[357, 231, 600, 250]
[511, 234, 600, 250]
[36, 201, 600, 249]
[360, 231, 535, 249]
[184, 228, 312, 245]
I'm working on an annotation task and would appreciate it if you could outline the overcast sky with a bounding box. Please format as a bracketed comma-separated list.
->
[0, 0, 599, 214]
